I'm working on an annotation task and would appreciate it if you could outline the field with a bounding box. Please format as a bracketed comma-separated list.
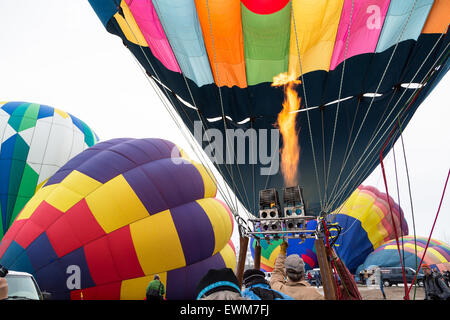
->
[317, 284, 425, 300]
[359, 284, 424, 300]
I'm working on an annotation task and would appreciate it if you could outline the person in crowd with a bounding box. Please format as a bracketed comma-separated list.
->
[358, 271, 363, 284]
[375, 267, 386, 299]
[242, 268, 293, 300]
[316, 270, 322, 288]
[363, 269, 369, 286]
[0, 277, 7, 300]
[146, 274, 165, 301]
[432, 267, 440, 277]
[270, 241, 324, 300]
[196, 268, 249, 300]
[422, 263, 450, 300]
[307, 271, 312, 285]
[0, 265, 8, 300]
[443, 270, 450, 287]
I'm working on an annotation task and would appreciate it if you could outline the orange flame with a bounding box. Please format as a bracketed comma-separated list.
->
[272, 72, 301, 187]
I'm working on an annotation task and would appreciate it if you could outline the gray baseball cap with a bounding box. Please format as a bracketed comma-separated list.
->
[285, 254, 305, 273]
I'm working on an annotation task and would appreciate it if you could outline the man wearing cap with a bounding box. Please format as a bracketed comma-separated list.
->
[196, 268, 249, 300]
[422, 263, 450, 300]
[242, 269, 293, 300]
[270, 241, 324, 300]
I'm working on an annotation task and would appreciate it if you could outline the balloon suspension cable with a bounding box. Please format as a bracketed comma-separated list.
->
[329, 43, 449, 212]
[326, 34, 450, 213]
[391, 144, 408, 280]
[130, 57, 238, 215]
[151, 0, 244, 215]
[112, 0, 449, 235]
[203, 0, 254, 215]
[324, 0, 355, 210]
[325, 0, 419, 210]
[291, 6, 324, 210]
[379, 87, 424, 300]
[327, 28, 449, 211]
[156, 0, 254, 218]
[114, 0, 251, 219]
[376, 40, 449, 298]
[405, 169, 450, 299]
[397, 120, 420, 299]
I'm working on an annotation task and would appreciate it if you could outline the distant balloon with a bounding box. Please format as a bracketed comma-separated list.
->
[0, 138, 235, 299]
[250, 237, 282, 272]
[329, 185, 409, 273]
[357, 236, 450, 274]
[0, 101, 98, 239]
[250, 220, 318, 272]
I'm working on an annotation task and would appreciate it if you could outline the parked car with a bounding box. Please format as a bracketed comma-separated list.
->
[380, 267, 424, 287]
[4, 270, 51, 300]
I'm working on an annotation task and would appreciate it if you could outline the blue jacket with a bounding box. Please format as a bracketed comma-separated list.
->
[242, 283, 294, 300]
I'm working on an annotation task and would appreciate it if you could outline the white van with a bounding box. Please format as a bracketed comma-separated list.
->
[4, 270, 50, 300]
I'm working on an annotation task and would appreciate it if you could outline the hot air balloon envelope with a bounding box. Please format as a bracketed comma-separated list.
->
[0, 101, 98, 239]
[88, 0, 450, 216]
[0, 138, 236, 299]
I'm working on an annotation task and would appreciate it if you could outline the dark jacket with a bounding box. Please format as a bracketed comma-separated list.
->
[424, 272, 450, 300]
[443, 271, 450, 286]
[243, 282, 294, 300]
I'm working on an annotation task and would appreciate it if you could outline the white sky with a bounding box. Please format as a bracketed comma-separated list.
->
[0, 1, 449, 245]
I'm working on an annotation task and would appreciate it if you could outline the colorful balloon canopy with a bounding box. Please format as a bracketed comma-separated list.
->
[250, 220, 318, 272]
[89, 0, 449, 216]
[0, 138, 236, 300]
[250, 237, 282, 272]
[0, 101, 98, 239]
[357, 236, 450, 274]
[329, 185, 409, 273]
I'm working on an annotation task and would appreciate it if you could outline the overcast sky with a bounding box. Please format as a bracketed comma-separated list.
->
[0, 1, 449, 245]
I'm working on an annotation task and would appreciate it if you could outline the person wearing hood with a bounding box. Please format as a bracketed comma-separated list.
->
[270, 241, 324, 300]
[242, 269, 293, 300]
[443, 270, 450, 287]
[196, 268, 249, 300]
[422, 264, 450, 300]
